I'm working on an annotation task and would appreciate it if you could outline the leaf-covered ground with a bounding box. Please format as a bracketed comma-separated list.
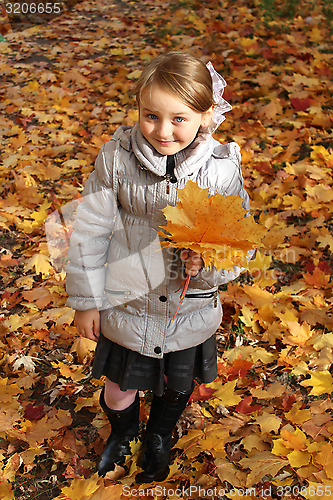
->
[0, 0, 333, 499]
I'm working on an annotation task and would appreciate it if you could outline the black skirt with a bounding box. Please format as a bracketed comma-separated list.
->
[91, 334, 218, 397]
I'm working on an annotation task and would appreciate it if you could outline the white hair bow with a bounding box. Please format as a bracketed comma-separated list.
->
[206, 61, 232, 131]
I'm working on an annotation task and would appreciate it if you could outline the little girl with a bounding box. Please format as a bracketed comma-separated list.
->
[66, 51, 250, 483]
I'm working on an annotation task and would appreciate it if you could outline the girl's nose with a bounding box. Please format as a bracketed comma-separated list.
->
[157, 120, 172, 139]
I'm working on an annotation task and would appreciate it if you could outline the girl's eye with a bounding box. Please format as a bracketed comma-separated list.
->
[174, 117, 185, 123]
[147, 114, 158, 120]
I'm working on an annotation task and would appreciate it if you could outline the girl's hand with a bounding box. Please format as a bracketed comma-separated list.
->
[74, 308, 100, 341]
[180, 249, 204, 277]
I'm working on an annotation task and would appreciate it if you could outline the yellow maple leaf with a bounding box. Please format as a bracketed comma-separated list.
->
[52, 307, 75, 326]
[30, 201, 52, 228]
[24, 253, 53, 277]
[300, 370, 333, 396]
[61, 473, 101, 499]
[273, 427, 310, 462]
[311, 145, 333, 167]
[208, 379, 242, 407]
[271, 439, 289, 457]
[187, 13, 207, 31]
[89, 483, 125, 500]
[242, 283, 274, 307]
[224, 346, 275, 365]
[201, 423, 230, 453]
[75, 393, 99, 412]
[3, 314, 28, 332]
[71, 337, 96, 363]
[287, 449, 311, 468]
[314, 442, 333, 479]
[242, 434, 268, 453]
[28, 80, 39, 91]
[285, 402, 312, 425]
[281, 427, 310, 451]
[285, 321, 313, 346]
[159, 180, 266, 270]
[312, 332, 333, 351]
[175, 428, 203, 452]
[24, 409, 72, 447]
[317, 234, 333, 252]
[254, 412, 282, 434]
[52, 361, 85, 382]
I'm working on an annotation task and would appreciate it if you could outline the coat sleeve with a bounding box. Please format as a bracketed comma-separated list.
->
[189, 142, 254, 290]
[65, 140, 119, 311]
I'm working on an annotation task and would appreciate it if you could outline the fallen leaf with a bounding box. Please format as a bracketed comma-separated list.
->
[159, 180, 266, 270]
[300, 371, 333, 396]
[24, 253, 53, 277]
[208, 379, 242, 407]
[254, 412, 282, 434]
[239, 451, 288, 487]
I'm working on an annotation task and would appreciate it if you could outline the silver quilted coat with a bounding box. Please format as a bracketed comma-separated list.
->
[66, 124, 251, 358]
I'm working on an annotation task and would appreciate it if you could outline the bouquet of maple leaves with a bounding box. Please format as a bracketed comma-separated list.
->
[158, 181, 267, 321]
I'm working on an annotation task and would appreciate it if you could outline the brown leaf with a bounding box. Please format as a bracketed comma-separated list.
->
[215, 457, 247, 488]
[239, 451, 289, 487]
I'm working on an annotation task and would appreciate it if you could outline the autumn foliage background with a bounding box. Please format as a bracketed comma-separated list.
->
[0, 0, 332, 499]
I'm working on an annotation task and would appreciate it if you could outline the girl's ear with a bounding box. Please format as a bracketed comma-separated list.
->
[200, 105, 215, 127]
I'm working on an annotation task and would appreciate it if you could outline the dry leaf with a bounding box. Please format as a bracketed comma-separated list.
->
[300, 371, 333, 396]
[159, 180, 266, 270]
[239, 451, 288, 487]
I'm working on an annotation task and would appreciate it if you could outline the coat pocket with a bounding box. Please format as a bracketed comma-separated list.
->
[185, 289, 218, 308]
[105, 289, 131, 308]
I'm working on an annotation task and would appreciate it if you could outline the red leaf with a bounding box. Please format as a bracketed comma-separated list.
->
[252, 161, 274, 174]
[235, 396, 262, 414]
[282, 394, 296, 411]
[306, 261, 315, 273]
[291, 97, 311, 112]
[318, 260, 332, 274]
[189, 383, 216, 402]
[24, 403, 46, 420]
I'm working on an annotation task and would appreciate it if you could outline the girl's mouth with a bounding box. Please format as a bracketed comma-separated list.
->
[157, 140, 175, 146]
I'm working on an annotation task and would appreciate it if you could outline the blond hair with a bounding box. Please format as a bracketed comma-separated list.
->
[133, 51, 214, 113]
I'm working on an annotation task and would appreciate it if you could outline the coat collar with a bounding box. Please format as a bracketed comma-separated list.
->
[114, 123, 215, 180]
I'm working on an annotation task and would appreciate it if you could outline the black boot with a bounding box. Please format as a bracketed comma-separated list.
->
[135, 384, 193, 483]
[97, 388, 140, 477]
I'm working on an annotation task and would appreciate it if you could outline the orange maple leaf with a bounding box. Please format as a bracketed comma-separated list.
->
[226, 357, 254, 380]
[303, 265, 331, 289]
[159, 180, 266, 271]
[189, 383, 216, 402]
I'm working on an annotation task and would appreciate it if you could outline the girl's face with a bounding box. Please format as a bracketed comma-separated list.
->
[139, 85, 213, 155]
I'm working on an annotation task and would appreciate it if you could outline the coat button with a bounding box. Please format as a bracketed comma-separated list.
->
[154, 346, 162, 354]
[159, 295, 167, 302]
